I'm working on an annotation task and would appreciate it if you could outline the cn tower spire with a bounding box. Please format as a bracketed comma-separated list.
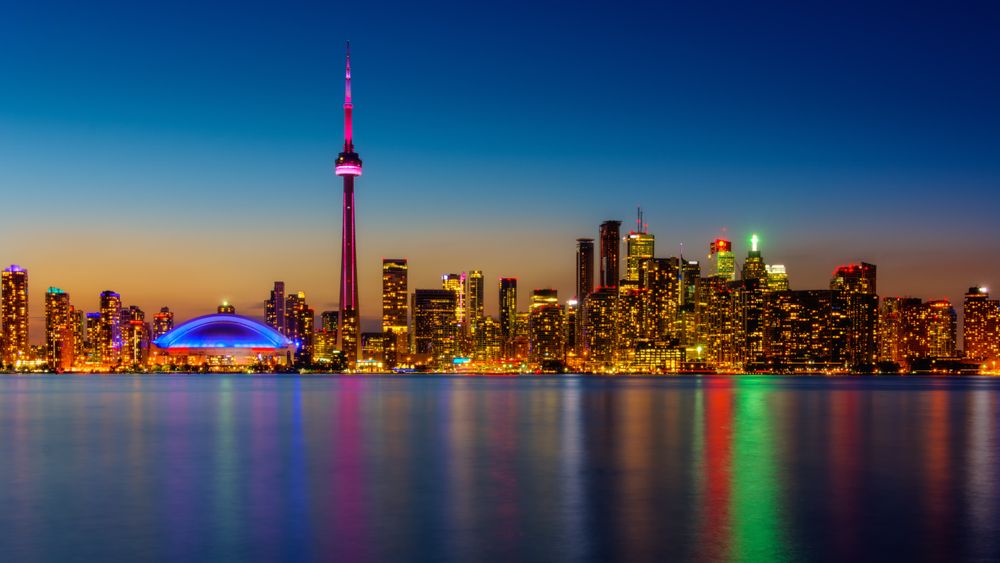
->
[344, 40, 353, 151]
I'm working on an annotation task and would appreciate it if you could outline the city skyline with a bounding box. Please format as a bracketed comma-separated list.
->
[3, 2, 1000, 340]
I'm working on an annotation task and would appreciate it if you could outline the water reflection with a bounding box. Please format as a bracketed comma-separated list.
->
[0, 375, 998, 562]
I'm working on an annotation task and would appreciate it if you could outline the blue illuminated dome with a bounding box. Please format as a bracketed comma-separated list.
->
[154, 314, 291, 350]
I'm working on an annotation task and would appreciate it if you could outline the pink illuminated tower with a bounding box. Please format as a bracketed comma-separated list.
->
[335, 41, 362, 365]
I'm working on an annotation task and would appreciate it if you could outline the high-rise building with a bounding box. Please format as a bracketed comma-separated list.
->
[315, 311, 341, 365]
[70, 307, 85, 363]
[286, 292, 315, 365]
[599, 220, 622, 288]
[528, 289, 564, 362]
[763, 290, 849, 372]
[335, 42, 363, 366]
[121, 306, 149, 368]
[265, 282, 287, 336]
[765, 265, 789, 292]
[879, 297, 925, 368]
[583, 287, 618, 368]
[925, 300, 957, 358]
[474, 316, 503, 362]
[361, 332, 389, 365]
[382, 259, 409, 360]
[441, 274, 466, 328]
[1, 265, 29, 367]
[625, 210, 655, 284]
[466, 270, 485, 329]
[45, 287, 73, 371]
[696, 276, 742, 371]
[709, 239, 736, 281]
[217, 301, 236, 314]
[963, 287, 1000, 361]
[99, 290, 123, 368]
[412, 289, 458, 365]
[642, 257, 680, 341]
[741, 234, 767, 282]
[576, 238, 594, 300]
[831, 263, 879, 370]
[85, 312, 101, 363]
[499, 278, 517, 356]
[153, 307, 174, 339]
[740, 235, 768, 370]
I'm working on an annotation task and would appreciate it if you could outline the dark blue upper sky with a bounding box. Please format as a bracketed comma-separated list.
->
[1, 0, 999, 324]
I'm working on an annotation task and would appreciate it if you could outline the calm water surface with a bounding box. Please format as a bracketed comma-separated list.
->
[1, 375, 998, 562]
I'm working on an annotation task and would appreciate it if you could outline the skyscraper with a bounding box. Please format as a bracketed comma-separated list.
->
[466, 270, 485, 328]
[99, 290, 122, 367]
[441, 274, 466, 328]
[335, 42, 363, 366]
[599, 220, 622, 288]
[741, 234, 767, 282]
[925, 300, 957, 358]
[45, 287, 73, 371]
[265, 282, 287, 336]
[153, 307, 174, 339]
[576, 238, 594, 301]
[382, 259, 409, 359]
[412, 289, 458, 365]
[286, 292, 315, 365]
[528, 289, 564, 362]
[625, 209, 654, 284]
[963, 287, 1000, 361]
[709, 239, 735, 281]
[1, 265, 28, 367]
[831, 263, 879, 370]
[499, 278, 517, 356]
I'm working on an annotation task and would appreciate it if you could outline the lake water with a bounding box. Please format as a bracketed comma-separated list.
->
[0, 375, 998, 562]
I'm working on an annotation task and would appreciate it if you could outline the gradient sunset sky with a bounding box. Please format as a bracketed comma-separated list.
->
[2, 0, 999, 338]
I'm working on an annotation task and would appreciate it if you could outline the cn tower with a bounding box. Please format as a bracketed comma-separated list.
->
[335, 41, 362, 366]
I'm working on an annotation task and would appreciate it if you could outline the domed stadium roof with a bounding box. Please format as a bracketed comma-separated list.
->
[154, 314, 291, 350]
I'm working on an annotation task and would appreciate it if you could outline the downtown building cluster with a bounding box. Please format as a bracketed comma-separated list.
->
[3, 220, 997, 373]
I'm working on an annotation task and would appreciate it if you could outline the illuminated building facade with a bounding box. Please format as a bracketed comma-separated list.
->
[576, 238, 594, 300]
[466, 270, 484, 325]
[45, 287, 73, 370]
[474, 316, 503, 361]
[879, 297, 925, 367]
[335, 42, 363, 367]
[70, 308, 85, 362]
[382, 259, 409, 361]
[1, 265, 29, 367]
[642, 257, 680, 341]
[963, 287, 999, 361]
[286, 292, 314, 365]
[265, 281, 287, 336]
[709, 239, 735, 281]
[499, 278, 517, 356]
[99, 290, 123, 367]
[625, 210, 654, 284]
[696, 276, 742, 371]
[314, 311, 340, 365]
[924, 300, 957, 358]
[121, 306, 150, 368]
[217, 302, 235, 314]
[413, 289, 458, 366]
[153, 307, 174, 339]
[528, 289, 564, 363]
[764, 290, 849, 372]
[361, 332, 388, 365]
[831, 263, 879, 370]
[599, 220, 622, 288]
[616, 285, 646, 365]
[584, 287, 617, 368]
[442, 274, 465, 328]
[766, 265, 789, 292]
